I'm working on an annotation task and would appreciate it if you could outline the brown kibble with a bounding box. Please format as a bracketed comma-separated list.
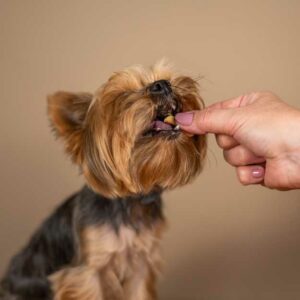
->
[164, 115, 176, 125]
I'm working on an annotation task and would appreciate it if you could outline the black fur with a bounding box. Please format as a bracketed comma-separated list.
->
[0, 186, 163, 300]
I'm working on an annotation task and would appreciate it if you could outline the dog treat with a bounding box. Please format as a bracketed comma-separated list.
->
[163, 115, 176, 125]
[163, 115, 193, 136]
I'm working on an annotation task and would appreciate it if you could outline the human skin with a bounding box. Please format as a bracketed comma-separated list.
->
[175, 92, 300, 190]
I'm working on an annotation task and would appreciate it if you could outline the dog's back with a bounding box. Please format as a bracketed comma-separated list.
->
[0, 187, 164, 300]
[0, 193, 77, 300]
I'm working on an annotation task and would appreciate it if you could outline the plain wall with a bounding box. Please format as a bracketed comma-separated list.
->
[1, 1, 300, 299]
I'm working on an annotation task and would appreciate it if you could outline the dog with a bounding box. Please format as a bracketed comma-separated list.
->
[0, 61, 206, 300]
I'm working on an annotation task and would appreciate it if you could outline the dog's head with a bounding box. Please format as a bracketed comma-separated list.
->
[48, 61, 206, 198]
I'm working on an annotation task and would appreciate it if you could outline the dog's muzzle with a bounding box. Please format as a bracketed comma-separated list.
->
[143, 80, 181, 138]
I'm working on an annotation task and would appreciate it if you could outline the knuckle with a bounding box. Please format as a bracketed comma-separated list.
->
[264, 174, 286, 190]
[224, 147, 248, 167]
[197, 109, 210, 126]
[257, 91, 277, 102]
[217, 135, 230, 149]
[239, 178, 249, 185]
[237, 148, 248, 166]
[237, 168, 250, 185]
[263, 177, 276, 189]
[261, 90, 274, 97]
[223, 150, 232, 165]
[216, 135, 224, 147]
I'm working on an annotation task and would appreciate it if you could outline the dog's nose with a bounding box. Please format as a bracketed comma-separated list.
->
[149, 80, 172, 96]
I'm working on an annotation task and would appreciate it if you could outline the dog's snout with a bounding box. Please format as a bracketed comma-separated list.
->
[149, 80, 172, 96]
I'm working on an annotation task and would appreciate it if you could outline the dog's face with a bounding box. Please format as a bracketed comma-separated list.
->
[48, 61, 206, 198]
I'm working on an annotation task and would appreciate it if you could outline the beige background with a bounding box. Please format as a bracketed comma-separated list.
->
[1, 1, 300, 299]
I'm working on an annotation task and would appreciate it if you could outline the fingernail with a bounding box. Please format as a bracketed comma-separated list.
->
[175, 112, 194, 126]
[251, 167, 264, 178]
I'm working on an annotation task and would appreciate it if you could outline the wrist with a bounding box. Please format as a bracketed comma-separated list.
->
[284, 149, 300, 189]
[279, 109, 300, 188]
[279, 108, 300, 154]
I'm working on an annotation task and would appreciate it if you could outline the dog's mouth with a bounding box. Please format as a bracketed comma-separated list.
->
[143, 108, 181, 138]
[142, 82, 194, 138]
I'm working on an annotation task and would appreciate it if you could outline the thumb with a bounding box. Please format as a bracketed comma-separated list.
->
[175, 108, 238, 135]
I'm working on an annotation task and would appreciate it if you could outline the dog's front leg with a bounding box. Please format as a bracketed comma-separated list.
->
[123, 263, 158, 300]
[49, 266, 103, 300]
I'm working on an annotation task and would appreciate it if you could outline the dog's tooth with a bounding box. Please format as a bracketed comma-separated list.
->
[174, 124, 180, 130]
[164, 115, 176, 125]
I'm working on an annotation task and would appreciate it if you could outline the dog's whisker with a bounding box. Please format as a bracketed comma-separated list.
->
[171, 85, 191, 93]
[192, 74, 205, 82]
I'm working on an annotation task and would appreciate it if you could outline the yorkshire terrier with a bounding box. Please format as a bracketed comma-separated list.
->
[0, 61, 206, 300]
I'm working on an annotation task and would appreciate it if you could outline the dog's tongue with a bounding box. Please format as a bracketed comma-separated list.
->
[152, 120, 173, 131]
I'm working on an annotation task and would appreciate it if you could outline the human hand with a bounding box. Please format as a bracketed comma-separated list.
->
[175, 92, 300, 190]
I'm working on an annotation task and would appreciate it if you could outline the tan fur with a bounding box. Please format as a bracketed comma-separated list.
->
[48, 61, 206, 198]
[49, 266, 103, 300]
[82, 62, 206, 198]
[50, 221, 165, 300]
[47, 61, 207, 299]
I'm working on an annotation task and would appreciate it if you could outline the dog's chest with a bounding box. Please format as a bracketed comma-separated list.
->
[81, 223, 163, 280]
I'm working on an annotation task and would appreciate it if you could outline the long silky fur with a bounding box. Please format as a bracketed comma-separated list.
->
[1, 61, 206, 300]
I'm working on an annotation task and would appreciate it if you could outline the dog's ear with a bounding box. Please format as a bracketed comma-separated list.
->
[47, 91, 93, 163]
